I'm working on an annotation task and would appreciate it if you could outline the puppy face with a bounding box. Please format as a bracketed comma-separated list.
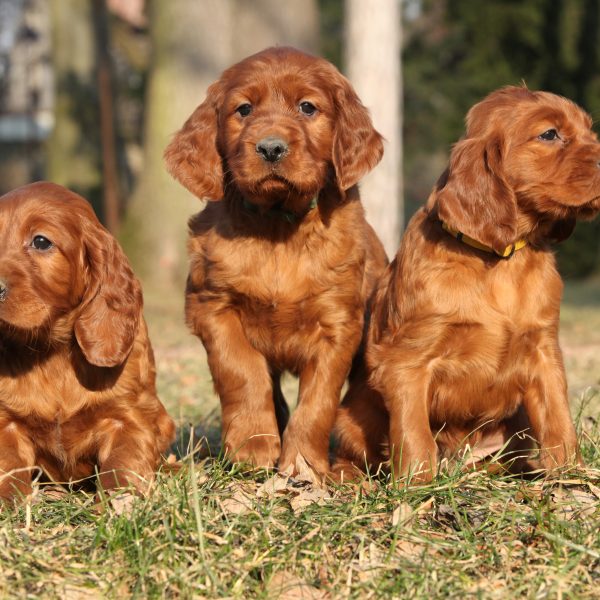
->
[0, 182, 142, 367]
[217, 53, 336, 209]
[165, 46, 383, 212]
[435, 86, 600, 251]
[0, 187, 86, 331]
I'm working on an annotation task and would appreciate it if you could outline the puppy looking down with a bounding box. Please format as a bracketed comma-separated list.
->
[334, 86, 600, 482]
[0, 182, 175, 501]
[165, 46, 388, 478]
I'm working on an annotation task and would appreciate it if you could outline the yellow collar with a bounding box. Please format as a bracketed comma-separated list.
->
[440, 221, 527, 258]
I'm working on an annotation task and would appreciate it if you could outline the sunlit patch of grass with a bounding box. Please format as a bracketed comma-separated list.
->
[0, 281, 598, 597]
[2, 446, 599, 598]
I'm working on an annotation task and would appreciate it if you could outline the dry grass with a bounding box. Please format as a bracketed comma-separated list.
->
[0, 279, 599, 598]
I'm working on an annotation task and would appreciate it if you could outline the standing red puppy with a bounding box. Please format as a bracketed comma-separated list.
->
[165, 47, 387, 478]
[335, 87, 600, 481]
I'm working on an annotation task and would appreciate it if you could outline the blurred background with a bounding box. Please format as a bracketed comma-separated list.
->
[2, 0, 600, 289]
[1, 0, 599, 434]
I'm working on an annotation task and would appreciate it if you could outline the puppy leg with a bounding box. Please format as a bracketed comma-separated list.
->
[0, 420, 35, 501]
[198, 311, 281, 468]
[96, 417, 159, 492]
[383, 373, 438, 483]
[522, 345, 581, 470]
[279, 350, 351, 478]
[332, 370, 389, 480]
[154, 401, 177, 456]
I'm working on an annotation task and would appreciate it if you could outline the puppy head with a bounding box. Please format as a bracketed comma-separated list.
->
[434, 86, 600, 249]
[0, 182, 142, 367]
[164, 46, 383, 212]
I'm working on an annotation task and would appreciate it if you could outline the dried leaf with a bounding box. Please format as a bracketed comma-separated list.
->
[414, 496, 436, 516]
[551, 487, 598, 521]
[587, 482, 600, 499]
[220, 488, 254, 516]
[391, 502, 413, 527]
[267, 571, 329, 599]
[355, 542, 385, 581]
[30, 484, 69, 504]
[359, 479, 379, 493]
[436, 503, 456, 522]
[289, 486, 330, 514]
[109, 492, 137, 517]
[281, 454, 321, 485]
[394, 538, 426, 559]
[61, 584, 104, 600]
[256, 473, 290, 498]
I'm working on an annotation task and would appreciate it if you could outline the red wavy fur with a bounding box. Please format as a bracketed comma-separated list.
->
[334, 87, 600, 482]
[165, 47, 387, 478]
[0, 182, 174, 500]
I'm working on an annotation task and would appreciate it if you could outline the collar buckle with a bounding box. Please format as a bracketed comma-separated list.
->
[440, 221, 527, 259]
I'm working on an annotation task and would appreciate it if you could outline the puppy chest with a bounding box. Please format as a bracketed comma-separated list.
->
[194, 231, 367, 363]
[207, 247, 316, 300]
[239, 292, 363, 360]
[430, 372, 526, 427]
[206, 248, 362, 324]
[427, 323, 557, 425]
[0, 363, 97, 423]
[202, 224, 364, 299]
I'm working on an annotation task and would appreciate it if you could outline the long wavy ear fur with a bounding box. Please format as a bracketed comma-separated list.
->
[332, 77, 384, 191]
[164, 81, 224, 201]
[435, 135, 518, 254]
[74, 224, 143, 368]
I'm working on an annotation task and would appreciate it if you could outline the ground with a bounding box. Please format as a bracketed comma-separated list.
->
[0, 279, 599, 598]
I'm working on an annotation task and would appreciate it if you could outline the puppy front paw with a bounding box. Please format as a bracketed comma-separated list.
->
[278, 445, 329, 483]
[224, 431, 281, 469]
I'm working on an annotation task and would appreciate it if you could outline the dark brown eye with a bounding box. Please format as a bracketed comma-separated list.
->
[31, 235, 53, 251]
[299, 101, 317, 116]
[539, 129, 559, 141]
[236, 103, 252, 117]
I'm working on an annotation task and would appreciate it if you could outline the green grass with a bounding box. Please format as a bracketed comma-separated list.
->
[560, 277, 600, 416]
[1, 281, 599, 598]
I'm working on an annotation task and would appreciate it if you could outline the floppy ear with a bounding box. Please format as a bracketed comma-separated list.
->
[435, 135, 518, 254]
[74, 224, 143, 368]
[164, 81, 224, 201]
[332, 77, 384, 191]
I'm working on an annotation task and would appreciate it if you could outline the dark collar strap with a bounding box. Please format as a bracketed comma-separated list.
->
[242, 196, 318, 223]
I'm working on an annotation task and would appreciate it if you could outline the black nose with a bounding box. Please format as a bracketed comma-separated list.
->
[256, 137, 288, 163]
[0, 279, 7, 302]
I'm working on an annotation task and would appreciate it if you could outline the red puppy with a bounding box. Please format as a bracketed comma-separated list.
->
[165, 47, 387, 478]
[335, 86, 600, 481]
[0, 182, 175, 500]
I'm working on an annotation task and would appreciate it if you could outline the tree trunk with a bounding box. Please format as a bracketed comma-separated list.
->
[46, 0, 102, 212]
[345, 0, 402, 258]
[122, 0, 319, 291]
[231, 0, 319, 59]
[92, 0, 121, 234]
[122, 0, 234, 290]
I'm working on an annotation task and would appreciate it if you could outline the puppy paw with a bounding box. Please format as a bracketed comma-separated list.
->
[224, 432, 281, 469]
[278, 446, 329, 484]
